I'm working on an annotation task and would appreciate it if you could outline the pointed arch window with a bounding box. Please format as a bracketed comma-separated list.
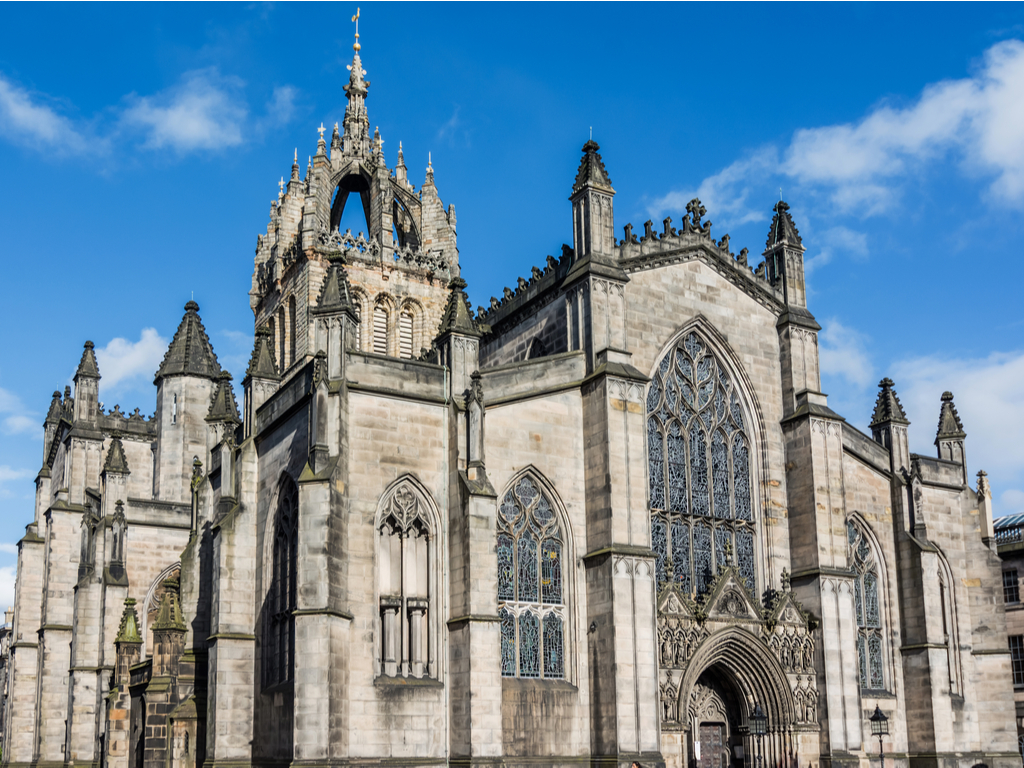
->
[847, 520, 887, 692]
[399, 311, 414, 359]
[647, 331, 756, 598]
[264, 476, 298, 688]
[497, 475, 566, 679]
[377, 480, 438, 679]
[373, 306, 389, 355]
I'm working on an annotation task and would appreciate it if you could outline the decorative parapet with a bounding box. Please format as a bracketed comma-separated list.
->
[476, 244, 576, 327]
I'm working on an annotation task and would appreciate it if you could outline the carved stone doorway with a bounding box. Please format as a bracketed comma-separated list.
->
[689, 666, 745, 768]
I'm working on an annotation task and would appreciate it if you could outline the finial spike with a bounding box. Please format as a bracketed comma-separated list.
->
[351, 7, 361, 51]
[318, 122, 325, 139]
[294, 148, 298, 163]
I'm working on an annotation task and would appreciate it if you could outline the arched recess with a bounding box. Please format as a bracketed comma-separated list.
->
[329, 169, 373, 235]
[391, 184, 422, 250]
[350, 287, 368, 352]
[374, 473, 444, 680]
[496, 466, 578, 683]
[935, 546, 964, 696]
[141, 562, 181, 658]
[646, 316, 771, 599]
[679, 627, 797, 768]
[845, 512, 896, 694]
[371, 293, 396, 356]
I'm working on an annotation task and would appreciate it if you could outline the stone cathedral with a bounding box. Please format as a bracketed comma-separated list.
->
[2, 33, 1020, 768]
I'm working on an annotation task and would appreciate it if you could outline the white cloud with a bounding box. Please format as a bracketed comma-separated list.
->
[0, 543, 17, 555]
[892, 349, 1024, 505]
[0, 565, 15, 613]
[805, 226, 868, 276]
[0, 466, 33, 499]
[819, 319, 874, 390]
[95, 328, 168, 392]
[257, 86, 297, 132]
[1002, 488, 1024, 517]
[0, 386, 38, 437]
[0, 73, 89, 154]
[3, 415, 37, 436]
[121, 68, 248, 152]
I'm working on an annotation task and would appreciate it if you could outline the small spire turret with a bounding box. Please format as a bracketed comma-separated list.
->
[870, 378, 911, 473]
[291, 148, 300, 180]
[935, 391, 968, 482]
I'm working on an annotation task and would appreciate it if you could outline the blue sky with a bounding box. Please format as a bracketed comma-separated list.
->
[2, 3, 1024, 607]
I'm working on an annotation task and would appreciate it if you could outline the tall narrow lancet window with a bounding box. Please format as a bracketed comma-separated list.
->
[847, 520, 887, 691]
[264, 476, 298, 688]
[399, 311, 414, 359]
[373, 306, 389, 355]
[377, 480, 437, 678]
[647, 331, 756, 597]
[288, 295, 297, 365]
[278, 306, 287, 370]
[497, 475, 566, 679]
[354, 302, 362, 350]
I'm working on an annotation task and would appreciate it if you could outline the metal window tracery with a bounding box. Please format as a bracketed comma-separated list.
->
[647, 332, 756, 597]
[847, 520, 886, 691]
[497, 476, 565, 679]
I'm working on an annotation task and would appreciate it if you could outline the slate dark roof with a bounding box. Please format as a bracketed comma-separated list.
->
[76, 341, 100, 379]
[765, 200, 803, 250]
[103, 434, 130, 474]
[436, 277, 480, 337]
[935, 391, 966, 442]
[572, 140, 614, 195]
[45, 391, 63, 425]
[155, 301, 222, 382]
[244, 326, 279, 381]
[206, 371, 241, 424]
[870, 377, 910, 427]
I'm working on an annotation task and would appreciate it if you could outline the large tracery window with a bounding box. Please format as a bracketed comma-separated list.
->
[648, 332, 756, 597]
[497, 475, 566, 679]
[264, 476, 298, 688]
[847, 519, 886, 691]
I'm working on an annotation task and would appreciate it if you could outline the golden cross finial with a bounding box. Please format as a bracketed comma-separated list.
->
[318, 122, 325, 140]
[278, 177, 284, 193]
[352, 7, 361, 51]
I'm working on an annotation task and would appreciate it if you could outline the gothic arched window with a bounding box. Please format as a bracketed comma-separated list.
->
[647, 332, 756, 597]
[377, 479, 438, 679]
[497, 475, 566, 679]
[264, 476, 298, 688]
[847, 519, 886, 691]
[399, 311, 414, 359]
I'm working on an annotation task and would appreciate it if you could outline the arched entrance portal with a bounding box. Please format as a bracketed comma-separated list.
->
[689, 666, 744, 768]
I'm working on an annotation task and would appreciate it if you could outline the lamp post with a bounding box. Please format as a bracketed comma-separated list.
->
[749, 703, 768, 768]
[869, 706, 889, 768]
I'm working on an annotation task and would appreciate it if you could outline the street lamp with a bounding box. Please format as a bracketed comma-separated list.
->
[869, 705, 889, 766]
[749, 703, 768, 768]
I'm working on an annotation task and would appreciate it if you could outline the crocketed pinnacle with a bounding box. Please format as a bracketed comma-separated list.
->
[103, 433, 131, 475]
[572, 140, 614, 195]
[115, 598, 142, 644]
[315, 253, 357, 316]
[436, 277, 480, 337]
[765, 200, 803, 250]
[870, 377, 910, 427]
[152, 578, 186, 631]
[154, 301, 222, 383]
[45, 391, 63, 424]
[206, 371, 241, 424]
[935, 391, 966, 443]
[244, 325, 279, 381]
[76, 340, 100, 379]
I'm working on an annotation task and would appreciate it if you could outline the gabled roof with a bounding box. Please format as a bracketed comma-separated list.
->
[154, 301, 222, 383]
[314, 253, 357, 315]
[571, 140, 614, 196]
[206, 372, 241, 424]
[436, 277, 480, 338]
[765, 200, 803, 250]
[244, 326, 280, 381]
[935, 391, 966, 443]
[870, 377, 910, 427]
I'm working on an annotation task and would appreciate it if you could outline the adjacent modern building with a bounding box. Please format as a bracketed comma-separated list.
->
[996, 514, 1024, 758]
[1, 35, 1020, 768]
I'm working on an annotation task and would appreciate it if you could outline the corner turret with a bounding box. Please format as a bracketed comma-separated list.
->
[764, 201, 807, 309]
[870, 378, 911, 473]
[935, 391, 967, 484]
[73, 341, 101, 423]
[570, 140, 615, 259]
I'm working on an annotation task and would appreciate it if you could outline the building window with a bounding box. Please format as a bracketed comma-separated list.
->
[278, 305, 287, 370]
[647, 331, 756, 597]
[1010, 635, 1024, 687]
[1004, 569, 1020, 605]
[847, 520, 886, 691]
[354, 302, 362, 350]
[497, 474, 566, 679]
[377, 479, 438, 678]
[264, 476, 298, 688]
[171, 394, 177, 424]
[288, 295, 297, 365]
[399, 311, 414, 359]
[373, 306, 388, 355]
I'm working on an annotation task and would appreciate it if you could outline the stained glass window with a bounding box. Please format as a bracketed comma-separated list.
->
[264, 476, 298, 688]
[497, 475, 567, 679]
[647, 331, 757, 598]
[847, 519, 887, 691]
